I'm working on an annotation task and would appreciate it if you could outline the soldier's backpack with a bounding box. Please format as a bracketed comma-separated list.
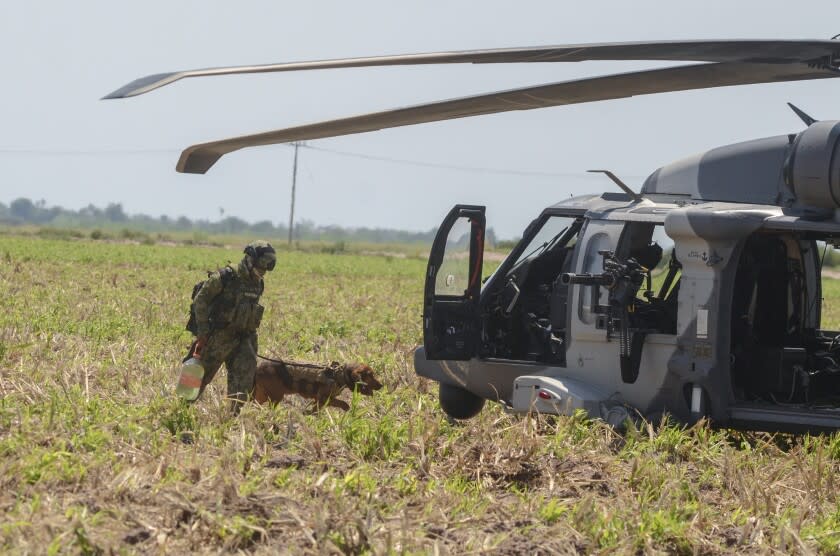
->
[186, 266, 235, 335]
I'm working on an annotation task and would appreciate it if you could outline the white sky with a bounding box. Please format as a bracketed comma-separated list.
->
[1, 1, 839, 239]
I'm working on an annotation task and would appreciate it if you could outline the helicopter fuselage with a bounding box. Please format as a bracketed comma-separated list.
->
[416, 121, 840, 432]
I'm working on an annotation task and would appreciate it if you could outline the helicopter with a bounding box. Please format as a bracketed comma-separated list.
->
[107, 38, 840, 432]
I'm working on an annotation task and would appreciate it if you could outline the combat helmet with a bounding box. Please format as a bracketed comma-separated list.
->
[244, 240, 277, 272]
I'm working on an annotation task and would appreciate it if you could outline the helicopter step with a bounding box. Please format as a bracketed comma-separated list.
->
[728, 404, 840, 434]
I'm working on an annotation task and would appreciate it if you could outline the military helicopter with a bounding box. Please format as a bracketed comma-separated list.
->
[107, 38, 840, 432]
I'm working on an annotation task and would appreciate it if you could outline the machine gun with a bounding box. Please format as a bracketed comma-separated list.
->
[561, 250, 650, 383]
[560, 250, 647, 306]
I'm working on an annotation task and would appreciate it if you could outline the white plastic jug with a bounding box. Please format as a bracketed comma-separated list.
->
[176, 357, 205, 401]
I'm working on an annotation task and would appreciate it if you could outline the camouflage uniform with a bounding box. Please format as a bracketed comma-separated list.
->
[191, 241, 276, 411]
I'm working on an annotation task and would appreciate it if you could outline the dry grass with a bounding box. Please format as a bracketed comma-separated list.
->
[1, 234, 840, 554]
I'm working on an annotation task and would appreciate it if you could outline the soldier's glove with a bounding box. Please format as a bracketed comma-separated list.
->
[193, 336, 208, 359]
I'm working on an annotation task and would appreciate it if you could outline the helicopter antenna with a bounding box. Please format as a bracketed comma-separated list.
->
[587, 170, 643, 202]
[786, 102, 818, 126]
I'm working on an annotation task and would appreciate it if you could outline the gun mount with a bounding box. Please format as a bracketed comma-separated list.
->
[562, 251, 652, 384]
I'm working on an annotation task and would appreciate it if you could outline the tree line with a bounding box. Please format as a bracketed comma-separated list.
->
[0, 197, 498, 245]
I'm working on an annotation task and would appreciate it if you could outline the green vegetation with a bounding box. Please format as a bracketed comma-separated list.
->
[1, 233, 840, 553]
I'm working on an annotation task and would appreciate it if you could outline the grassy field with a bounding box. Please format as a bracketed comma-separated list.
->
[2, 234, 840, 554]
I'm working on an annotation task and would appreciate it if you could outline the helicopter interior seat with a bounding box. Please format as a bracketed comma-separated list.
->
[622, 240, 683, 335]
[650, 248, 681, 335]
[658, 276, 680, 335]
[519, 244, 577, 363]
[630, 241, 664, 273]
[548, 246, 577, 346]
[486, 241, 571, 362]
[549, 247, 576, 321]
[629, 241, 662, 298]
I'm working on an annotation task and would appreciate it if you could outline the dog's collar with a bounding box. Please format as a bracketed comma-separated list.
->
[342, 365, 354, 388]
[329, 363, 352, 388]
[323, 361, 353, 388]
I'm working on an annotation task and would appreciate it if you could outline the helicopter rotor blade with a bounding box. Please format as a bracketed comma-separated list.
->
[103, 39, 840, 99]
[177, 61, 840, 174]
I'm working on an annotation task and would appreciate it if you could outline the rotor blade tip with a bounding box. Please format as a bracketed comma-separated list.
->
[101, 91, 133, 100]
[177, 149, 222, 174]
[101, 72, 180, 100]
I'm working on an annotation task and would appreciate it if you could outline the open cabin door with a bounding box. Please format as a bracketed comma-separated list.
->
[423, 205, 486, 360]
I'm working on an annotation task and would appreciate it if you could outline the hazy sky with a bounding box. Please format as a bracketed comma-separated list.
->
[2, 1, 840, 238]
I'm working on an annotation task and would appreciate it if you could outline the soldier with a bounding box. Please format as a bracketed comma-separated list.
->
[189, 240, 276, 412]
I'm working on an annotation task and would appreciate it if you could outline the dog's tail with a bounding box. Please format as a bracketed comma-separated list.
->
[257, 354, 285, 364]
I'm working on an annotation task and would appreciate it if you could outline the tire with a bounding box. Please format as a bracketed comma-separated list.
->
[439, 383, 485, 420]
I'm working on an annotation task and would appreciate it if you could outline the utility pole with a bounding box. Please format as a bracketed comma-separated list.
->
[288, 141, 303, 245]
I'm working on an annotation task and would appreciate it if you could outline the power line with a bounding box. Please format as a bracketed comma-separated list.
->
[0, 144, 646, 180]
[0, 147, 178, 155]
[302, 144, 642, 179]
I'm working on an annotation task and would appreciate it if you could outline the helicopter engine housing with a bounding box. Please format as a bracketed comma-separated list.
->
[786, 120, 840, 209]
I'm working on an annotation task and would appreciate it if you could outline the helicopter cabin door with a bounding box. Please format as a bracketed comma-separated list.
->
[424, 205, 486, 360]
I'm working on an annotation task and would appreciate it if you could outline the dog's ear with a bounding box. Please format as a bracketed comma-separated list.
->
[347, 363, 366, 381]
[359, 365, 383, 391]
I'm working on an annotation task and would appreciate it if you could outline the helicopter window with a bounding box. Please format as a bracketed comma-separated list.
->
[616, 222, 679, 335]
[579, 231, 613, 325]
[479, 214, 583, 363]
[510, 216, 580, 269]
[434, 216, 473, 296]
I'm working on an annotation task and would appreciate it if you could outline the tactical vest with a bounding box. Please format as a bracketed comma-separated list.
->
[209, 271, 265, 332]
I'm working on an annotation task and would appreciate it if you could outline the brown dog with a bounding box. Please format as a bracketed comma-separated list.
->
[253, 358, 383, 410]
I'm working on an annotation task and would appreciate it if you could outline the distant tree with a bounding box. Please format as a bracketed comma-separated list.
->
[291, 220, 316, 240]
[175, 216, 192, 230]
[216, 216, 249, 234]
[80, 204, 102, 219]
[10, 198, 36, 221]
[104, 203, 127, 222]
[0, 198, 453, 245]
[44, 206, 61, 223]
[251, 220, 276, 234]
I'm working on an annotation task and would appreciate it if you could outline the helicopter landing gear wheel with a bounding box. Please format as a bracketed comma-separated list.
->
[439, 383, 485, 420]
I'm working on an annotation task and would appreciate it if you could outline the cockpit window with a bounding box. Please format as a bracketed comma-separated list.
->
[511, 216, 579, 268]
